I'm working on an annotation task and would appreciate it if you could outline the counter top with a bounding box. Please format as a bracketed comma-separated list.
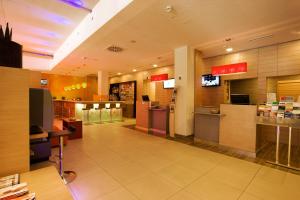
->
[256, 116, 300, 128]
[20, 166, 73, 200]
[149, 108, 168, 111]
[194, 112, 225, 117]
[54, 100, 125, 104]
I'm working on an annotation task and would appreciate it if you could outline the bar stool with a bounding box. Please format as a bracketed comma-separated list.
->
[111, 103, 123, 121]
[50, 126, 77, 184]
[82, 104, 91, 125]
[104, 103, 112, 122]
[95, 103, 105, 123]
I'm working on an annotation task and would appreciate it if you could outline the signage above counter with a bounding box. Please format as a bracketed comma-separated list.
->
[150, 73, 168, 81]
[212, 62, 247, 75]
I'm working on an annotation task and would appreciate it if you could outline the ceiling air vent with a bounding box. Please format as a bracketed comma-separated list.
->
[249, 34, 273, 42]
[107, 45, 123, 53]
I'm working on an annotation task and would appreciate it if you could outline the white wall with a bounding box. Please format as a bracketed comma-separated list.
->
[174, 46, 194, 136]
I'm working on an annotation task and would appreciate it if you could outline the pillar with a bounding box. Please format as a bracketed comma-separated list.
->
[174, 46, 195, 136]
[97, 71, 109, 100]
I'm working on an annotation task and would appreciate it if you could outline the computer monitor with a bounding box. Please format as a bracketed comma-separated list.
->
[230, 94, 250, 105]
[142, 95, 150, 102]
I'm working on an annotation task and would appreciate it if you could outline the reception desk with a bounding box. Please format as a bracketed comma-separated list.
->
[194, 106, 224, 143]
[219, 104, 257, 157]
[136, 101, 169, 136]
[53, 100, 124, 123]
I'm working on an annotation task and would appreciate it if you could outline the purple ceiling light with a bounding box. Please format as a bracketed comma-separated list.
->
[58, 0, 92, 12]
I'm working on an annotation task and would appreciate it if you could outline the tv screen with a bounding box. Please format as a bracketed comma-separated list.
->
[40, 79, 48, 86]
[231, 94, 250, 105]
[142, 95, 150, 102]
[163, 79, 175, 89]
[202, 74, 220, 87]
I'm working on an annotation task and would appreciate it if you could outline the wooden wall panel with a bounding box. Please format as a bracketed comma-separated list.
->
[230, 78, 258, 104]
[154, 81, 173, 106]
[277, 80, 300, 100]
[29, 71, 42, 88]
[0, 67, 30, 176]
[195, 40, 300, 106]
[277, 40, 300, 76]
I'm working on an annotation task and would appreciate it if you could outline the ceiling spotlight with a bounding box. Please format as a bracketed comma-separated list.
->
[152, 64, 158, 68]
[226, 47, 233, 52]
[133, 69, 137, 72]
[117, 72, 122, 75]
[165, 5, 173, 13]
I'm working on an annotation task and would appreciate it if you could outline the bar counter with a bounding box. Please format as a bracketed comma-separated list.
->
[53, 100, 124, 123]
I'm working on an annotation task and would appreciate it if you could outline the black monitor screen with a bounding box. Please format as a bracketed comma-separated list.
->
[231, 94, 250, 105]
[142, 95, 150, 102]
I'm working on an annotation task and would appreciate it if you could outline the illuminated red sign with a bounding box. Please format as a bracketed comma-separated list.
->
[211, 62, 247, 75]
[151, 74, 168, 81]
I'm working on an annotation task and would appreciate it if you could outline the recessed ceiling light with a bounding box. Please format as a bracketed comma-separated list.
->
[117, 72, 122, 75]
[226, 47, 233, 52]
[132, 69, 137, 72]
[152, 64, 158, 68]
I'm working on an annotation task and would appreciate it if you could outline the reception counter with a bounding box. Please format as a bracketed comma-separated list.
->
[219, 104, 258, 157]
[136, 101, 169, 136]
[194, 107, 224, 143]
[53, 100, 124, 123]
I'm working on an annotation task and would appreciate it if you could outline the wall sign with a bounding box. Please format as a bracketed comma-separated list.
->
[211, 62, 247, 75]
[150, 74, 168, 81]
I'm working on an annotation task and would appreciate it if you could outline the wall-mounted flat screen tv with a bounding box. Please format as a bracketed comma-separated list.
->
[163, 79, 175, 89]
[201, 74, 220, 87]
[40, 79, 48, 86]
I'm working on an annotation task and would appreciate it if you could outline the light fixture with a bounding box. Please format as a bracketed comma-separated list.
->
[226, 47, 233, 52]
[64, 87, 67, 91]
[58, 0, 92, 12]
[117, 72, 122, 75]
[71, 85, 76, 90]
[152, 64, 158, 68]
[76, 83, 81, 89]
[81, 82, 87, 88]
[132, 69, 137, 72]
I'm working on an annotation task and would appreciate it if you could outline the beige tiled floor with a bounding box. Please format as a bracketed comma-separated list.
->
[43, 121, 300, 200]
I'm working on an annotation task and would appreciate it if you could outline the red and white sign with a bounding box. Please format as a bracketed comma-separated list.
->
[211, 62, 247, 75]
[150, 74, 168, 81]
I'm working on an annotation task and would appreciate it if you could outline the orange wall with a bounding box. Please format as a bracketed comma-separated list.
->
[41, 73, 98, 100]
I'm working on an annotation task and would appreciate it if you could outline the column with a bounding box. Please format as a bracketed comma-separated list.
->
[97, 71, 109, 100]
[174, 46, 195, 136]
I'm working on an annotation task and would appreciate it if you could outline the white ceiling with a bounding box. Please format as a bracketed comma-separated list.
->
[3, 0, 300, 76]
[0, 0, 98, 54]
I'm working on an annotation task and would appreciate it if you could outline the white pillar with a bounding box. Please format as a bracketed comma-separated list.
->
[174, 46, 194, 136]
[97, 71, 109, 99]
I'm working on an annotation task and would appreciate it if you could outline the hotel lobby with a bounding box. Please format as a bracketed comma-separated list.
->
[1, 0, 300, 200]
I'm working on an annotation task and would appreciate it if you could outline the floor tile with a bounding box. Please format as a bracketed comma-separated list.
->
[68, 169, 121, 200]
[238, 192, 262, 200]
[125, 173, 181, 200]
[168, 190, 203, 200]
[104, 161, 151, 184]
[156, 163, 201, 187]
[97, 188, 138, 200]
[185, 175, 243, 200]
